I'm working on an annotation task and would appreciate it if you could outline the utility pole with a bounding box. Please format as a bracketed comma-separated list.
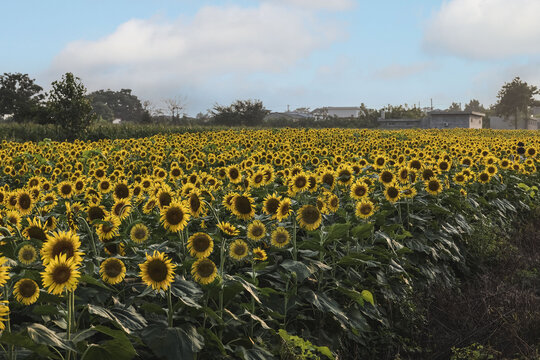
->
[430, 98, 433, 111]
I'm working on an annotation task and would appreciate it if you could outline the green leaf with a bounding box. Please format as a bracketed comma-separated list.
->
[27, 323, 77, 351]
[280, 259, 314, 282]
[80, 274, 115, 291]
[83, 325, 137, 360]
[351, 223, 374, 240]
[361, 290, 375, 306]
[0, 331, 58, 359]
[32, 304, 59, 315]
[87, 304, 147, 334]
[141, 325, 204, 360]
[170, 275, 203, 309]
[325, 223, 350, 242]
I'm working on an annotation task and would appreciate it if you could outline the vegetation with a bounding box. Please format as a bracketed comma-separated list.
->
[0, 128, 538, 359]
[495, 77, 539, 129]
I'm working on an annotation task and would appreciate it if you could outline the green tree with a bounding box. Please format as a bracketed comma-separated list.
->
[211, 99, 270, 126]
[0, 72, 44, 122]
[88, 89, 149, 122]
[384, 104, 424, 119]
[495, 77, 539, 129]
[446, 102, 462, 111]
[47, 73, 95, 140]
[463, 99, 486, 113]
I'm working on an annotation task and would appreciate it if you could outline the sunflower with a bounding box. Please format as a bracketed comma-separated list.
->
[44, 216, 57, 231]
[379, 170, 394, 185]
[160, 201, 190, 232]
[23, 217, 47, 242]
[291, 172, 309, 193]
[355, 199, 375, 219]
[16, 189, 34, 215]
[250, 170, 266, 188]
[139, 251, 176, 291]
[453, 172, 467, 185]
[372, 155, 387, 169]
[262, 193, 281, 219]
[87, 204, 107, 223]
[296, 205, 322, 231]
[350, 181, 369, 200]
[384, 184, 401, 203]
[41, 230, 83, 266]
[143, 198, 158, 214]
[18, 244, 38, 265]
[401, 186, 417, 199]
[326, 194, 339, 213]
[247, 220, 266, 241]
[216, 221, 240, 237]
[113, 181, 131, 201]
[319, 170, 336, 190]
[271, 227, 290, 248]
[41, 253, 81, 295]
[231, 193, 255, 220]
[277, 198, 292, 222]
[95, 215, 121, 241]
[187, 232, 214, 258]
[425, 178, 444, 195]
[397, 167, 410, 184]
[187, 191, 205, 218]
[227, 165, 242, 184]
[98, 179, 112, 193]
[156, 189, 173, 209]
[13, 278, 40, 305]
[57, 181, 75, 199]
[477, 171, 491, 184]
[191, 258, 218, 285]
[100, 258, 126, 285]
[336, 165, 353, 186]
[229, 239, 249, 260]
[0, 257, 10, 287]
[130, 223, 150, 243]
[252, 247, 268, 262]
[111, 199, 132, 221]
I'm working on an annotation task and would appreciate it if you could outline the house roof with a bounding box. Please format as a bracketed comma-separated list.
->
[378, 118, 422, 122]
[429, 110, 486, 117]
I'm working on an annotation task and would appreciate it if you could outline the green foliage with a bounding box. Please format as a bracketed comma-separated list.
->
[47, 72, 95, 140]
[451, 343, 501, 360]
[384, 104, 424, 119]
[88, 89, 149, 122]
[495, 77, 539, 129]
[0, 72, 45, 122]
[211, 99, 270, 126]
[279, 329, 335, 360]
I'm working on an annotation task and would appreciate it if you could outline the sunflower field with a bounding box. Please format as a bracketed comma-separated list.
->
[0, 128, 538, 359]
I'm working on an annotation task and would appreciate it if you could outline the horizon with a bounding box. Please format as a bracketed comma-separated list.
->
[2, 0, 540, 116]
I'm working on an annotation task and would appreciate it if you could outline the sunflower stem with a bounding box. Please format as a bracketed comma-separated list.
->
[218, 234, 226, 342]
[66, 291, 72, 360]
[167, 287, 173, 328]
[79, 217, 97, 260]
[292, 217, 297, 262]
[4, 286, 14, 360]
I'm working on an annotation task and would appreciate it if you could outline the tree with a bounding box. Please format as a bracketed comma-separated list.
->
[88, 89, 148, 122]
[446, 102, 462, 111]
[47, 73, 95, 140]
[464, 99, 486, 113]
[163, 96, 187, 121]
[384, 104, 424, 119]
[211, 99, 270, 127]
[495, 77, 539, 129]
[0, 73, 44, 122]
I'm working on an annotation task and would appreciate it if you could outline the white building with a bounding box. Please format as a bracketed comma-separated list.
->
[312, 106, 365, 120]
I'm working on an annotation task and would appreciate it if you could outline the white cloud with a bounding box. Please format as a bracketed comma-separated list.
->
[423, 0, 540, 59]
[372, 62, 434, 80]
[46, 3, 343, 111]
[262, 0, 355, 11]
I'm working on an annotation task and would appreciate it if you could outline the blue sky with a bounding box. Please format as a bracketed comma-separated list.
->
[2, 0, 540, 115]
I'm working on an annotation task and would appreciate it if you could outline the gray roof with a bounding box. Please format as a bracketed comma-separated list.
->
[429, 110, 485, 117]
[378, 118, 422, 122]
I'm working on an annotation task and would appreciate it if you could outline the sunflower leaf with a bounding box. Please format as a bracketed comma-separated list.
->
[141, 324, 204, 360]
[0, 330, 58, 359]
[26, 323, 77, 352]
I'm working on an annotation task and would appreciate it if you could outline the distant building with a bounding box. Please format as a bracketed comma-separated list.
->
[377, 110, 484, 129]
[489, 115, 538, 130]
[265, 112, 313, 122]
[428, 111, 484, 129]
[311, 106, 365, 120]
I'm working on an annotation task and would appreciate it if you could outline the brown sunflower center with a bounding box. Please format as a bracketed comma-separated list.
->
[20, 248, 36, 261]
[234, 196, 252, 215]
[265, 198, 280, 214]
[51, 239, 75, 259]
[147, 259, 168, 282]
[27, 226, 47, 241]
[479, 173, 489, 181]
[18, 193, 32, 210]
[439, 162, 449, 171]
[322, 174, 334, 187]
[192, 235, 211, 252]
[251, 226, 264, 237]
[301, 206, 320, 225]
[19, 280, 37, 298]
[294, 177, 307, 188]
[100, 181, 110, 191]
[171, 168, 181, 177]
[422, 169, 435, 180]
[60, 184, 72, 195]
[275, 232, 288, 244]
[233, 244, 247, 256]
[114, 184, 130, 199]
[387, 187, 399, 198]
[190, 195, 201, 212]
[428, 180, 440, 191]
[88, 206, 106, 221]
[410, 160, 421, 170]
[229, 168, 239, 179]
[52, 265, 72, 284]
[197, 260, 215, 277]
[360, 204, 373, 215]
[133, 227, 147, 240]
[355, 186, 367, 197]
[104, 260, 123, 278]
[158, 192, 172, 208]
[165, 206, 184, 225]
[254, 174, 264, 184]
